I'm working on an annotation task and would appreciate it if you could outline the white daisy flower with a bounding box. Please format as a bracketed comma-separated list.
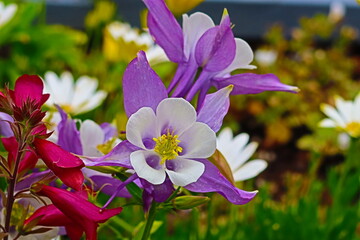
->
[43, 71, 107, 116]
[217, 127, 267, 182]
[105, 21, 168, 65]
[319, 93, 360, 138]
[254, 49, 277, 66]
[0, 2, 17, 28]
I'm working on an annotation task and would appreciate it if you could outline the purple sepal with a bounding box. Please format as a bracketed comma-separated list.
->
[195, 16, 236, 72]
[15, 170, 54, 192]
[170, 60, 199, 98]
[56, 106, 82, 155]
[141, 177, 174, 203]
[90, 175, 132, 198]
[197, 86, 232, 133]
[185, 159, 257, 205]
[212, 73, 299, 95]
[100, 122, 117, 142]
[144, 0, 185, 63]
[123, 51, 168, 117]
[84, 140, 140, 168]
[0, 112, 13, 137]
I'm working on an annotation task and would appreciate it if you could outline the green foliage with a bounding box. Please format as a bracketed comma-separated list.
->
[0, 2, 86, 85]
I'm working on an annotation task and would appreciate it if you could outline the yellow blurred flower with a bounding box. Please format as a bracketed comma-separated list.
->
[165, 0, 204, 16]
[85, 1, 116, 28]
[103, 21, 167, 64]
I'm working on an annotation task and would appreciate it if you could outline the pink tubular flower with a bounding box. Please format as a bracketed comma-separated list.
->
[1, 136, 38, 175]
[9, 75, 49, 109]
[32, 138, 85, 191]
[25, 184, 122, 240]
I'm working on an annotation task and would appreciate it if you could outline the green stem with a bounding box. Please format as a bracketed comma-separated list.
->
[141, 201, 158, 240]
[4, 140, 26, 240]
[204, 193, 214, 240]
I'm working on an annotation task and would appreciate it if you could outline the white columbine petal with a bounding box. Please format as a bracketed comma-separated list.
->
[126, 107, 158, 149]
[219, 38, 256, 76]
[156, 98, 197, 135]
[165, 158, 205, 186]
[183, 12, 215, 60]
[179, 122, 216, 158]
[130, 151, 166, 185]
[233, 159, 268, 182]
[80, 120, 105, 157]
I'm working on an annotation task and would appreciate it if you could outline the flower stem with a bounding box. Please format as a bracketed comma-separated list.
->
[141, 201, 157, 240]
[4, 140, 25, 240]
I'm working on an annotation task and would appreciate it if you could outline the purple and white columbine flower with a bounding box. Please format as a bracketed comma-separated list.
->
[127, 97, 216, 186]
[143, 0, 298, 107]
[87, 51, 257, 207]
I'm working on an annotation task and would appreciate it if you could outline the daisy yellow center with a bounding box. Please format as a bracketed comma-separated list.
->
[153, 131, 183, 164]
[345, 122, 360, 138]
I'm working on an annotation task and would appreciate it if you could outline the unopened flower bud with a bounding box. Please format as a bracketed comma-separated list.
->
[172, 196, 209, 210]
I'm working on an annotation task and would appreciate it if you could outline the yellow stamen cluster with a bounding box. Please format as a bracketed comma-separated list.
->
[345, 122, 360, 138]
[97, 138, 118, 155]
[153, 131, 182, 164]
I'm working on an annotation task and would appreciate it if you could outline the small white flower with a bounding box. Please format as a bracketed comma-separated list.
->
[329, 0, 346, 22]
[43, 71, 107, 115]
[319, 93, 360, 138]
[106, 21, 168, 65]
[217, 127, 267, 182]
[127, 98, 216, 186]
[0, 2, 17, 28]
[254, 49, 277, 66]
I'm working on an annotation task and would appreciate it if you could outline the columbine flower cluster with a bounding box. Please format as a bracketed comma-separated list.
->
[0, 0, 299, 239]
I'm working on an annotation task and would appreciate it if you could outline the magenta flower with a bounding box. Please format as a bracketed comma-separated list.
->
[2, 136, 38, 175]
[9, 74, 50, 109]
[25, 184, 122, 240]
[32, 138, 85, 191]
[52, 106, 131, 198]
[143, 0, 298, 106]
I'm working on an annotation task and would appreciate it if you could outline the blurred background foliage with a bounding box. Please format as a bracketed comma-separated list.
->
[0, 0, 359, 239]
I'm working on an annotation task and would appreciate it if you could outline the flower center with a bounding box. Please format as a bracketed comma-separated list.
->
[345, 122, 360, 138]
[153, 131, 182, 164]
